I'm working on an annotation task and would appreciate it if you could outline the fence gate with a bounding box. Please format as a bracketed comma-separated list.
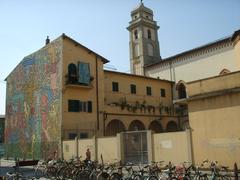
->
[122, 131, 148, 165]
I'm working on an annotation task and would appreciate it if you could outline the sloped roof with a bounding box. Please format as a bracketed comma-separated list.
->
[61, 33, 109, 64]
[145, 29, 240, 68]
[5, 33, 110, 81]
[104, 70, 174, 83]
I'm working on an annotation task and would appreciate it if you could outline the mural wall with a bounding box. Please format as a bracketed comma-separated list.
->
[5, 38, 62, 159]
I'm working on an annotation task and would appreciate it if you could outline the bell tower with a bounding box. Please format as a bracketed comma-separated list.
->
[127, 2, 161, 75]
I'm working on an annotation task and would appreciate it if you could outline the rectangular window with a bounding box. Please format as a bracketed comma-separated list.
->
[161, 89, 166, 97]
[69, 133, 77, 140]
[146, 86, 152, 96]
[87, 101, 92, 113]
[130, 84, 136, 94]
[68, 100, 79, 112]
[112, 82, 119, 92]
[79, 101, 83, 112]
[80, 132, 88, 139]
[68, 100, 92, 113]
[83, 102, 87, 112]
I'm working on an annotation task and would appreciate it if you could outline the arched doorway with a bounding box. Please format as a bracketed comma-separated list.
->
[148, 120, 163, 133]
[105, 119, 126, 136]
[129, 120, 145, 131]
[166, 121, 178, 132]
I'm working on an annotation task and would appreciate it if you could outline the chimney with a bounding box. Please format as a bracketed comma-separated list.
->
[45, 36, 50, 45]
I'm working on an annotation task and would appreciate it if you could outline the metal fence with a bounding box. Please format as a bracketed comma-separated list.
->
[122, 131, 148, 165]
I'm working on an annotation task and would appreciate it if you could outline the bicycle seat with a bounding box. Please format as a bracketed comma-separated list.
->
[144, 165, 149, 168]
[222, 166, 229, 170]
[125, 166, 132, 171]
[104, 166, 110, 170]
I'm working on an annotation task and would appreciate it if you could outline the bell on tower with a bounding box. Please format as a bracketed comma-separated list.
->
[127, 2, 161, 75]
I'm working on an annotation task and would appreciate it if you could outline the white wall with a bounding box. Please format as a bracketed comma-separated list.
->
[146, 42, 239, 83]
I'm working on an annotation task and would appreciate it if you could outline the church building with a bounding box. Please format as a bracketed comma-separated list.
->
[128, 2, 240, 98]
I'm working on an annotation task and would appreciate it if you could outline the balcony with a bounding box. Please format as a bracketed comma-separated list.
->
[65, 74, 94, 89]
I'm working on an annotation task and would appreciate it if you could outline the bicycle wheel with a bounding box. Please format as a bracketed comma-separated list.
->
[170, 177, 178, 180]
[45, 166, 57, 178]
[6, 171, 23, 180]
[221, 176, 231, 180]
[97, 172, 110, 180]
[76, 169, 91, 180]
[159, 173, 168, 180]
[63, 167, 74, 179]
[133, 174, 143, 180]
[34, 167, 45, 179]
[56, 166, 65, 179]
[89, 171, 98, 180]
[183, 175, 192, 180]
[147, 175, 158, 180]
[110, 172, 121, 180]
[194, 175, 208, 180]
[74, 169, 83, 180]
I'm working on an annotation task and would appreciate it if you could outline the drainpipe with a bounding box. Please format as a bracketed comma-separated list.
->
[170, 62, 177, 129]
[169, 62, 173, 82]
[103, 112, 107, 136]
[95, 55, 100, 132]
[187, 127, 195, 165]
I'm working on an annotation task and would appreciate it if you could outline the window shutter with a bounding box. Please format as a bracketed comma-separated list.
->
[78, 62, 90, 85]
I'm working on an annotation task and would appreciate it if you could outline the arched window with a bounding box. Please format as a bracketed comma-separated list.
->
[134, 30, 138, 40]
[148, 120, 163, 133]
[68, 63, 77, 84]
[147, 29, 151, 39]
[178, 83, 187, 99]
[166, 121, 178, 132]
[147, 43, 154, 56]
[106, 119, 126, 136]
[176, 81, 187, 99]
[129, 120, 145, 131]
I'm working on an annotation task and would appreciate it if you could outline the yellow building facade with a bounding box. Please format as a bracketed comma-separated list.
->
[5, 33, 181, 158]
[103, 70, 178, 136]
[187, 70, 240, 167]
[61, 35, 180, 140]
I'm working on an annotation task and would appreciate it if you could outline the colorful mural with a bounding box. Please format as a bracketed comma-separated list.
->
[5, 38, 62, 159]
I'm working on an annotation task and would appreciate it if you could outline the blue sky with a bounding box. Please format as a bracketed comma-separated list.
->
[0, 0, 240, 114]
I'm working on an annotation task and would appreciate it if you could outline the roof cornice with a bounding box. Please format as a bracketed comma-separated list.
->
[145, 35, 232, 68]
[104, 70, 174, 83]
